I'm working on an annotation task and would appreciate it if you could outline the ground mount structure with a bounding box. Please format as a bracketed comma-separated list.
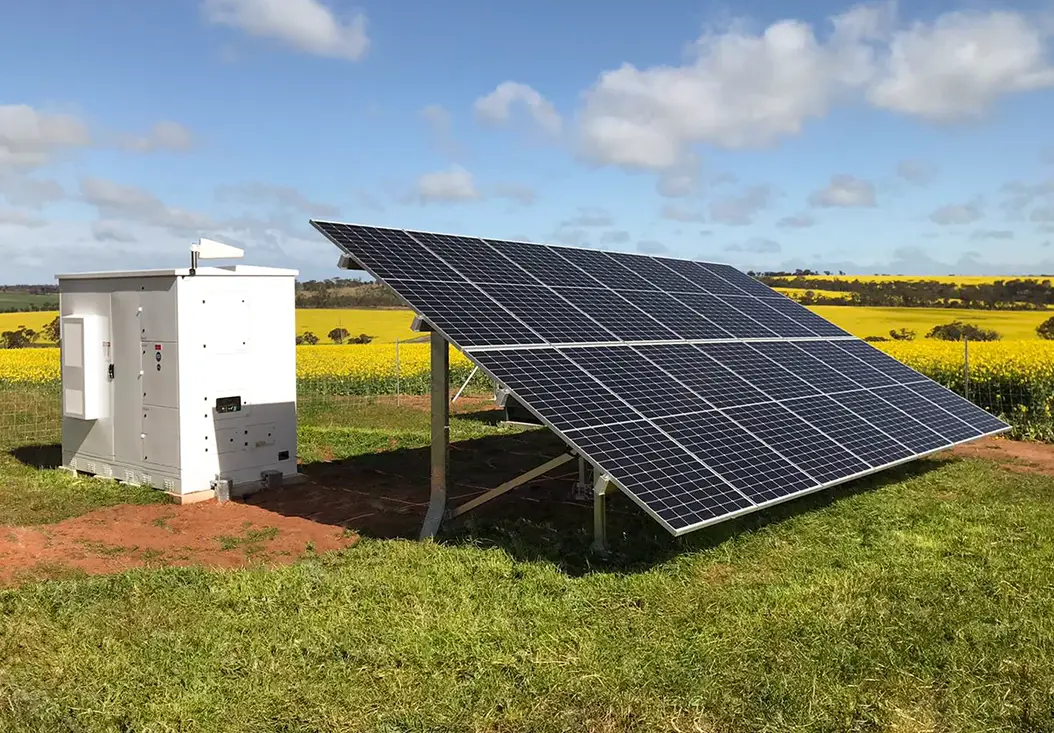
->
[313, 221, 1009, 549]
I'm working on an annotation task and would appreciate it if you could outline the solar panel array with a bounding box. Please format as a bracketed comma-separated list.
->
[313, 221, 1010, 535]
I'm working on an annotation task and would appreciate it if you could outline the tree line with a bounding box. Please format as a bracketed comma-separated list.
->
[755, 272, 1054, 310]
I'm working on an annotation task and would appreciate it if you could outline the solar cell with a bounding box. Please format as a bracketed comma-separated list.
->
[470, 349, 636, 432]
[672, 292, 779, 338]
[551, 246, 656, 291]
[782, 395, 915, 467]
[485, 239, 603, 288]
[720, 296, 817, 337]
[872, 385, 981, 443]
[384, 279, 543, 347]
[653, 258, 751, 295]
[654, 411, 816, 503]
[791, 341, 895, 388]
[475, 282, 615, 343]
[552, 287, 680, 341]
[749, 341, 863, 394]
[906, 381, 1009, 435]
[605, 251, 706, 293]
[724, 402, 870, 484]
[702, 263, 781, 298]
[833, 389, 949, 454]
[568, 420, 753, 532]
[759, 296, 852, 337]
[695, 342, 820, 400]
[410, 232, 532, 284]
[562, 346, 714, 417]
[633, 344, 770, 408]
[833, 340, 928, 384]
[617, 290, 732, 339]
[312, 222, 464, 282]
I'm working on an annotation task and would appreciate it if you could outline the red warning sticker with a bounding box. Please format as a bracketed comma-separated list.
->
[155, 344, 162, 351]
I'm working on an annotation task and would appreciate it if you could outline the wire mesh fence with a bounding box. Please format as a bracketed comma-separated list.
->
[1, 339, 1052, 454]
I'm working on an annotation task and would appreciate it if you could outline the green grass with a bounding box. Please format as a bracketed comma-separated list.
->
[0, 458, 1053, 730]
[0, 292, 58, 313]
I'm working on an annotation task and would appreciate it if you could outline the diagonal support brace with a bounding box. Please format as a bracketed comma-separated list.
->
[451, 453, 574, 518]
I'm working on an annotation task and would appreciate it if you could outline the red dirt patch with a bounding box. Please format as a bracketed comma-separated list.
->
[0, 502, 357, 587]
[949, 436, 1054, 476]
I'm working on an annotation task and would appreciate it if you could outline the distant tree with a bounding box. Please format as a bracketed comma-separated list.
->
[926, 321, 1000, 342]
[1, 325, 38, 348]
[297, 331, 320, 345]
[889, 328, 916, 341]
[328, 327, 350, 344]
[1037, 317, 1054, 340]
[43, 316, 60, 344]
[347, 333, 374, 344]
[864, 335, 890, 342]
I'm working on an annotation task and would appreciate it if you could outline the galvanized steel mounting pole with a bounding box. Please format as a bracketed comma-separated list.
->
[592, 474, 612, 554]
[420, 332, 450, 540]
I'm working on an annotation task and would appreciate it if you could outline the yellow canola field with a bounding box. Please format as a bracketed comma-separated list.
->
[0, 309, 418, 345]
[799, 274, 1050, 285]
[812, 306, 1052, 341]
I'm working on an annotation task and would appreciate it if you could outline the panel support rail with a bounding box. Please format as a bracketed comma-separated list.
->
[450, 453, 574, 518]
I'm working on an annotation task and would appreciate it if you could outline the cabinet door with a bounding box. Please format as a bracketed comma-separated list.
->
[111, 291, 142, 465]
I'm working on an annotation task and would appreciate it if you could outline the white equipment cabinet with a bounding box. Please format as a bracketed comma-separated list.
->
[57, 264, 299, 500]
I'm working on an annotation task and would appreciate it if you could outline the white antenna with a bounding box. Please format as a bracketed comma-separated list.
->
[190, 237, 244, 274]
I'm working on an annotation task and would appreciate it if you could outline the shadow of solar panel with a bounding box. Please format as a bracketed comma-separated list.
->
[618, 290, 732, 339]
[906, 381, 1009, 435]
[312, 222, 464, 282]
[720, 296, 817, 337]
[470, 349, 635, 432]
[633, 344, 769, 408]
[568, 420, 753, 532]
[655, 411, 816, 504]
[782, 395, 915, 467]
[476, 283, 616, 343]
[724, 402, 870, 484]
[872, 385, 981, 443]
[385, 279, 543, 347]
[553, 287, 680, 341]
[485, 239, 603, 288]
[411, 232, 532, 284]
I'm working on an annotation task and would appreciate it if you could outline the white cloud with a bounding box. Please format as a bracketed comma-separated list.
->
[490, 182, 536, 205]
[560, 206, 613, 228]
[91, 220, 137, 243]
[725, 237, 781, 254]
[637, 240, 668, 254]
[970, 229, 1014, 240]
[929, 198, 983, 225]
[202, 0, 369, 61]
[778, 213, 816, 228]
[0, 104, 90, 169]
[868, 11, 1054, 121]
[217, 182, 339, 217]
[600, 230, 630, 245]
[656, 167, 701, 198]
[710, 185, 774, 225]
[808, 175, 876, 207]
[121, 121, 194, 153]
[0, 208, 46, 228]
[474, 82, 562, 136]
[660, 203, 706, 222]
[80, 177, 215, 233]
[576, 4, 1054, 171]
[1033, 205, 1054, 222]
[0, 174, 64, 208]
[896, 159, 936, 185]
[415, 165, 479, 203]
[420, 104, 462, 159]
[551, 228, 589, 246]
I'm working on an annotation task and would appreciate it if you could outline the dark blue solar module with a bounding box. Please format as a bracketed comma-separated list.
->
[313, 220, 1010, 536]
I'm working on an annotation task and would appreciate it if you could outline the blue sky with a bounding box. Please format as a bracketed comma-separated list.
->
[2, 0, 1054, 283]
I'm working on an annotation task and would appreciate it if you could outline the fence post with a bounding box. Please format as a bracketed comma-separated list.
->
[395, 338, 401, 406]
[963, 335, 970, 402]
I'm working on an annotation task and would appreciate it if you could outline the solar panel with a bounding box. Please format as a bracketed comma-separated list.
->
[312, 221, 1010, 537]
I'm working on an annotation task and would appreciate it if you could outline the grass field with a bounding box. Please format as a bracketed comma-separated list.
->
[2, 396, 1054, 730]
